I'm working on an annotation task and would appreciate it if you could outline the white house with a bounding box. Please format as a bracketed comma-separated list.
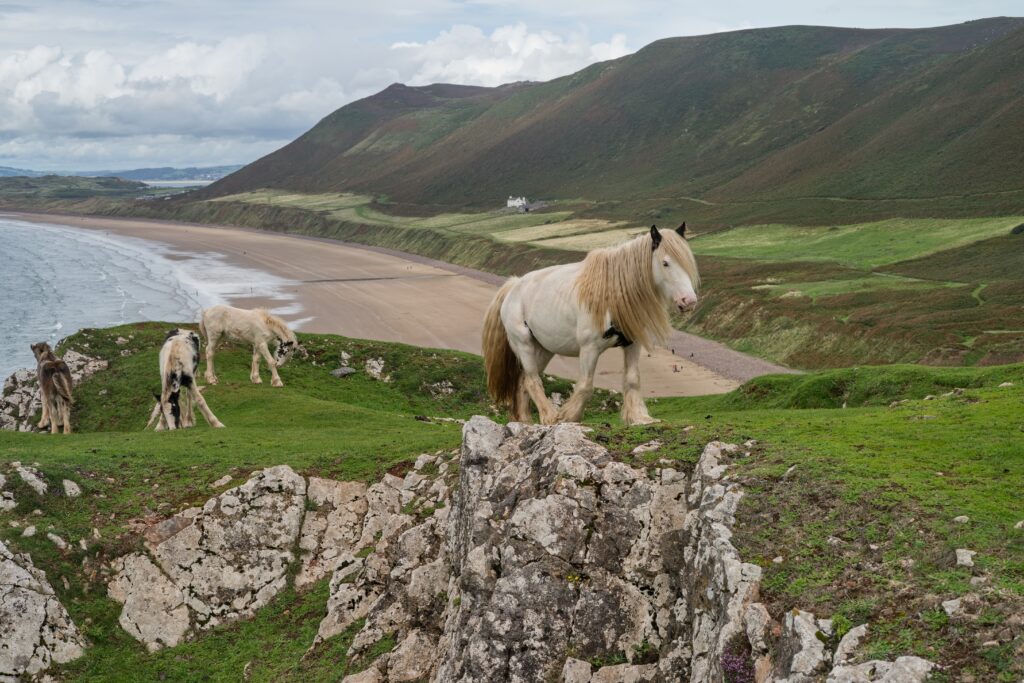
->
[507, 195, 528, 209]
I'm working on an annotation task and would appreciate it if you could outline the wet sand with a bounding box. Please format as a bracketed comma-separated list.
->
[5, 212, 794, 397]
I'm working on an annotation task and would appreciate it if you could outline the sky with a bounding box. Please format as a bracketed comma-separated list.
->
[0, 0, 1018, 171]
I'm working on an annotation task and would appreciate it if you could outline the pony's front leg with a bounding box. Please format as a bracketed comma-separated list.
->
[189, 385, 225, 428]
[621, 343, 658, 426]
[258, 343, 284, 387]
[558, 344, 601, 423]
[250, 346, 263, 384]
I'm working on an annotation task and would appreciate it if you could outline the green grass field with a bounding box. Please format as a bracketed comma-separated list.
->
[687, 216, 1024, 268]
[1, 324, 1021, 680]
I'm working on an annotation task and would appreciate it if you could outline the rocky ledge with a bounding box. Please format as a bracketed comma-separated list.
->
[3, 416, 935, 681]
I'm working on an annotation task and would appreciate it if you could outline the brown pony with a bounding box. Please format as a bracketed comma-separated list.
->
[30, 342, 73, 434]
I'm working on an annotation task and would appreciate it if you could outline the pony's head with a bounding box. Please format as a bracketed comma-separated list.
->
[31, 341, 55, 362]
[649, 224, 699, 313]
[274, 340, 299, 367]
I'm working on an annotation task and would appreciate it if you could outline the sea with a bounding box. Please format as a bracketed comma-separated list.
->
[0, 216, 302, 379]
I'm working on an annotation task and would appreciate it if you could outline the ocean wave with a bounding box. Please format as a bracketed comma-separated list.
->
[0, 218, 303, 379]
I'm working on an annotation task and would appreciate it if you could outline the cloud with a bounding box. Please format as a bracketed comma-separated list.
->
[393, 22, 630, 87]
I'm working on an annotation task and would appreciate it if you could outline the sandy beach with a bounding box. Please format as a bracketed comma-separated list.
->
[3, 212, 794, 397]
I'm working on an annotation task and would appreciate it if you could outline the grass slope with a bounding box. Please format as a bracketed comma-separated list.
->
[0, 324, 1021, 680]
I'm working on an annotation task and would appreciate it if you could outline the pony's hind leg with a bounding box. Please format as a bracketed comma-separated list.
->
[60, 400, 72, 434]
[250, 346, 263, 384]
[621, 344, 658, 425]
[514, 378, 533, 423]
[204, 333, 220, 385]
[558, 344, 601, 423]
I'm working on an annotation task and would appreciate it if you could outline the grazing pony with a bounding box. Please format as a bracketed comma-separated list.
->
[483, 224, 699, 426]
[30, 342, 73, 434]
[146, 328, 224, 430]
[199, 305, 301, 388]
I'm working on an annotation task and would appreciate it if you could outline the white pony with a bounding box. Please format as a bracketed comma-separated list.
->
[199, 305, 301, 388]
[483, 224, 699, 426]
[146, 328, 225, 430]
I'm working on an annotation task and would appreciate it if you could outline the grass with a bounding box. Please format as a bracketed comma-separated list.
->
[688, 216, 1024, 268]
[1, 324, 1022, 679]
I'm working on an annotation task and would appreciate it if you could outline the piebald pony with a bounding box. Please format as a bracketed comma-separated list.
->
[146, 328, 224, 430]
[483, 224, 699, 425]
[199, 305, 301, 388]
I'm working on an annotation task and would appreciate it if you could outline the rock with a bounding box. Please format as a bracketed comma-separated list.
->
[364, 358, 391, 382]
[296, 478, 368, 589]
[425, 380, 455, 399]
[562, 658, 593, 683]
[46, 533, 67, 550]
[386, 629, 437, 681]
[115, 337, 129, 345]
[955, 548, 976, 567]
[590, 664, 657, 682]
[1015, 520, 1023, 530]
[22, 525, 36, 537]
[773, 556, 784, 564]
[17, 466, 48, 495]
[341, 667, 383, 683]
[107, 465, 307, 645]
[331, 367, 357, 379]
[941, 598, 961, 617]
[209, 474, 232, 488]
[62, 480, 82, 498]
[998, 381, 1013, 387]
[0, 490, 15, 512]
[631, 439, 663, 454]
[0, 540, 87, 678]
[952, 515, 969, 524]
[108, 554, 190, 651]
[774, 608, 830, 681]
[833, 624, 868, 665]
[826, 656, 934, 682]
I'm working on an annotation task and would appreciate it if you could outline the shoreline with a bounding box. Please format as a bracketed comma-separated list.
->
[2, 210, 794, 396]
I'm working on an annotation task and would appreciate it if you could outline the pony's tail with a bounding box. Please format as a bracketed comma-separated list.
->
[482, 279, 522, 415]
[197, 309, 208, 342]
[44, 362, 74, 405]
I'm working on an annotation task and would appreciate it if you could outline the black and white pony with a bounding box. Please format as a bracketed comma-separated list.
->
[146, 328, 225, 430]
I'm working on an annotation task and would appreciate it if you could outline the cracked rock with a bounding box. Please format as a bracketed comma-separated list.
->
[0, 540, 87, 679]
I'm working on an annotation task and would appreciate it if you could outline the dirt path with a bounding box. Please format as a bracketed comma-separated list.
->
[6, 212, 797, 397]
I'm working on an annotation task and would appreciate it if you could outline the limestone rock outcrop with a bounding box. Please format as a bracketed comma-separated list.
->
[0, 541, 87, 681]
[108, 465, 307, 649]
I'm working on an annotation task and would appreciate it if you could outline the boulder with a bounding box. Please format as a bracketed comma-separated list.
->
[0, 541, 87, 679]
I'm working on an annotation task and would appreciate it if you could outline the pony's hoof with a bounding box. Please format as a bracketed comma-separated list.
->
[625, 416, 660, 426]
[272, 380, 284, 388]
[205, 376, 218, 385]
[251, 377, 262, 384]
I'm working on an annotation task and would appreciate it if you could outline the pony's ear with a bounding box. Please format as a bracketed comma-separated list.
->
[650, 225, 662, 251]
[676, 222, 686, 238]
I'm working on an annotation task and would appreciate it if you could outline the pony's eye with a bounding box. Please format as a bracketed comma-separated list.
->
[662, 261, 670, 267]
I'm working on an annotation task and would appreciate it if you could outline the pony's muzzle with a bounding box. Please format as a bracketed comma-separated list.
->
[676, 296, 698, 312]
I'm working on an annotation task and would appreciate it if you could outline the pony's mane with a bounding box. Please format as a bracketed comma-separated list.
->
[574, 230, 699, 349]
[257, 309, 297, 343]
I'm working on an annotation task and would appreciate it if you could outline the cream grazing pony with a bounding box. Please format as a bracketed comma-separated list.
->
[483, 224, 699, 426]
[199, 305, 301, 388]
[146, 328, 224, 430]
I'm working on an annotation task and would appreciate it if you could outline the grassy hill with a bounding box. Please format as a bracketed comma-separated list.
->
[201, 18, 1024, 225]
[0, 324, 1021, 680]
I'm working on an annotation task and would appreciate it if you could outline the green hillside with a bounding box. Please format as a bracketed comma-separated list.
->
[202, 18, 1024, 223]
[1, 324, 1021, 680]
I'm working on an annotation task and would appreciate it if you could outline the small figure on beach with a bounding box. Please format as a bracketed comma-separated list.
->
[30, 342, 74, 434]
